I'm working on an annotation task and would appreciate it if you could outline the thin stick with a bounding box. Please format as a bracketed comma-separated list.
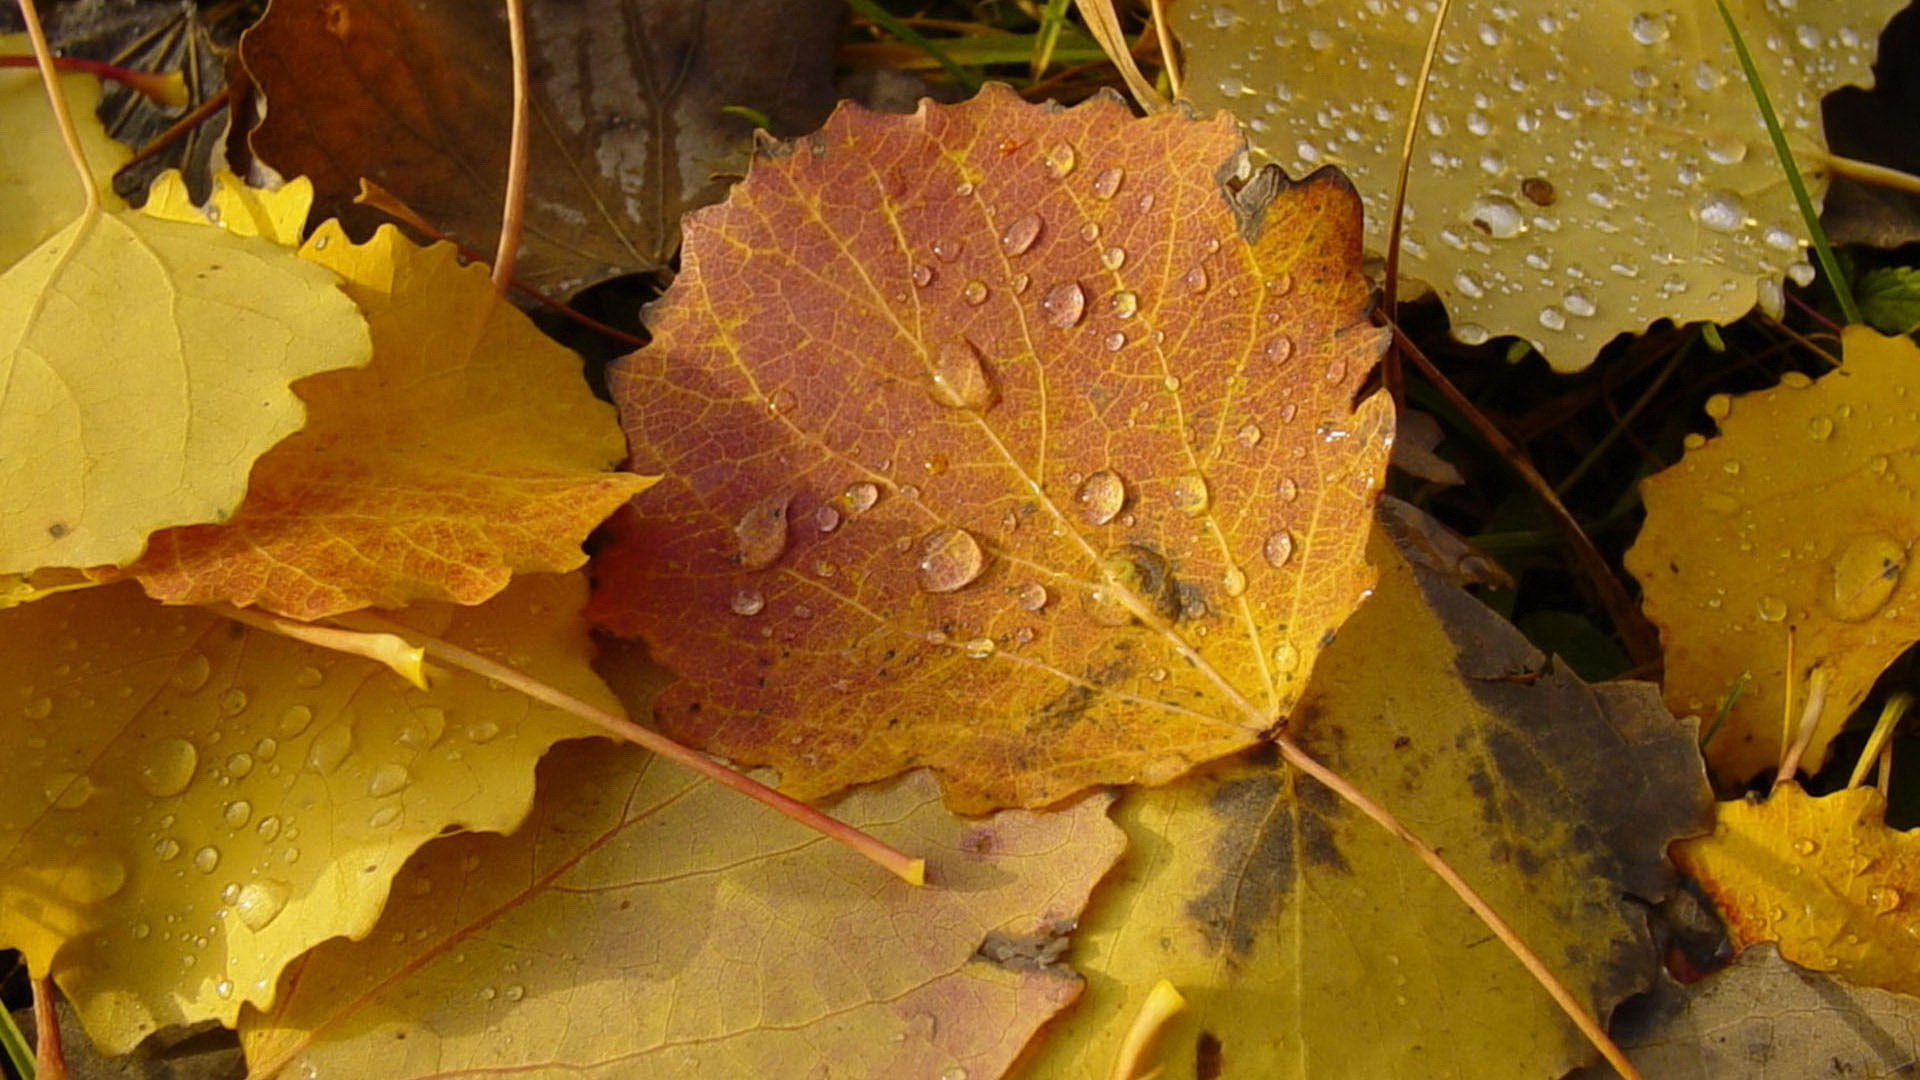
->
[1146, 0, 1181, 99]
[1816, 152, 1920, 196]
[1391, 321, 1663, 666]
[15, 0, 100, 220]
[31, 977, 68, 1080]
[1845, 693, 1911, 790]
[335, 611, 926, 886]
[214, 604, 429, 690]
[122, 83, 234, 170]
[1380, 0, 1453, 398]
[492, 0, 531, 291]
[1273, 734, 1647, 1080]
[1776, 665, 1830, 784]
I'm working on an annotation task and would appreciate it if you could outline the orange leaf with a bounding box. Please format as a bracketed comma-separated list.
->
[589, 87, 1392, 811]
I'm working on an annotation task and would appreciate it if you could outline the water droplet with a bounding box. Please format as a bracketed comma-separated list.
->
[278, 704, 314, 738]
[1562, 290, 1597, 318]
[1104, 332, 1127, 352]
[1092, 166, 1124, 198]
[193, 846, 222, 873]
[1041, 281, 1087, 328]
[910, 264, 934, 288]
[1756, 595, 1787, 622]
[1629, 12, 1670, 44]
[1262, 529, 1299, 569]
[961, 280, 989, 306]
[464, 721, 501, 744]
[1222, 565, 1248, 597]
[256, 815, 282, 842]
[225, 752, 255, 779]
[220, 687, 249, 717]
[930, 237, 964, 263]
[1701, 132, 1748, 164]
[1000, 213, 1043, 256]
[139, 738, 199, 797]
[154, 837, 182, 861]
[765, 386, 799, 416]
[733, 492, 792, 570]
[1109, 290, 1139, 319]
[1236, 423, 1263, 448]
[1792, 837, 1819, 856]
[1466, 195, 1524, 238]
[1538, 306, 1567, 331]
[44, 772, 94, 810]
[1704, 393, 1733, 421]
[235, 880, 292, 931]
[845, 482, 881, 513]
[1278, 477, 1300, 502]
[963, 637, 997, 659]
[1868, 886, 1902, 913]
[23, 695, 53, 720]
[55, 849, 127, 904]
[369, 806, 401, 829]
[1691, 190, 1747, 233]
[1264, 336, 1294, 364]
[928, 339, 998, 410]
[222, 799, 253, 828]
[170, 653, 212, 694]
[306, 724, 353, 775]
[1017, 583, 1049, 611]
[367, 763, 412, 798]
[1162, 375, 1181, 392]
[1044, 142, 1077, 178]
[814, 505, 842, 533]
[1169, 473, 1211, 516]
[1824, 534, 1905, 622]
[1100, 246, 1127, 271]
[1076, 470, 1127, 525]
[1079, 222, 1100, 242]
[1011, 272, 1030, 295]
[502, 984, 526, 1002]
[1180, 265, 1210, 293]
[131, 922, 151, 939]
[916, 527, 986, 593]
[1806, 415, 1834, 441]
[1272, 642, 1301, 673]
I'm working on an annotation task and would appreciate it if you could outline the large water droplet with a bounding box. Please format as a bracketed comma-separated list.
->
[733, 492, 792, 570]
[1263, 530, 1296, 569]
[910, 264, 934, 288]
[1169, 473, 1211, 516]
[1272, 642, 1301, 673]
[1100, 246, 1127, 271]
[193, 845, 222, 873]
[1041, 281, 1087, 328]
[963, 637, 997, 659]
[306, 724, 353, 775]
[1756, 595, 1788, 622]
[1691, 190, 1747, 233]
[1109, 290, 1139, 319]
[1629, 12, 1670, 44]
[44, 772, 95, 810]
[928, 339, 998, 410]
[55, 849, 127, 904]
[916, 527, 986, 593]
[139, 738, 199, 797]
[1000, 213, 1043, 256]
[961, 280, 989, 306]
[278, 704, 314, 738]
[1091, 166, 1124, 198]
[222, 799, 253, 828]
[1466, 195, 1524, 239]
[367, 763, 413, 798]
[845, 482, 881, 514]
[1075, 470, 1127, 525]
[731, 588, 765, 616]
[1824, 534, 1905, 622]
[1045, 142, 1078, 178]
[1017, 583, 1049, 611]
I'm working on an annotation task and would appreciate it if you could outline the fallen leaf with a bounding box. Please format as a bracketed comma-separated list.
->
[1012, 517, 1712, 1080]
[118, 221, 651, 619]
[0, 573, 608, 1052]
[1625, 327, 1920, 785]
[1174, 0, 1901, 369]
[1671, 782, 1920, 996]
[1565, 944, 1920, 1080]
[0, 37, 130, 268]
[241, 0, 844, 294]
[589, 85, 1393, 812]
[240, 744, 1125, 1080]
[1857, 264, 1920, 334]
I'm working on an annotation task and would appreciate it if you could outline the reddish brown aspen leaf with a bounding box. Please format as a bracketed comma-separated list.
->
[1626, 328, 1920, 786]
[1673, 784, 1920, 997]
[240, 745, 1124, 1080]
[240, 0, 843, 294]
[589, 86, 1393, 811]
[117, 223, 651, 619]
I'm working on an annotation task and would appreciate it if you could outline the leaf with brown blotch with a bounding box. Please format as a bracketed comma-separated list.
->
[588, 86, 1394, 811]
[240, 0, 844, 294]
[117, 221, 651, 619]
[239, 744, 1125, 1080]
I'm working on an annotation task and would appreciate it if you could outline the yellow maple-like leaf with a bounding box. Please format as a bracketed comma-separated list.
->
[1014, 517, 1711, 1079]
[118, 223, 652, 618]
[1626, 327, 1920, 785]
[1672, 784, 1920, 996]
[0, 161, 372, 574]
[0, 38, 130, 269]
[241, 746, 1125, 1080]
[0, 573, 608, 1052]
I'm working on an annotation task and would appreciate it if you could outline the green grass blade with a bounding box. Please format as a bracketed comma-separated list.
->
[0, 1004, 34, 1080]
[1032, 0, 1075, 76]
[845, 0, 983, 92]
[1714, 0, 1861, 325]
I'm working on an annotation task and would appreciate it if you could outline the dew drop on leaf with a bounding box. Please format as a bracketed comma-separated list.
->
[1263, 530, 1296, 569]
[193, 846, 221, 873]
[1041, 281, 1088, 328]
[306, 724, 352, 775]
[1628, 12, 1670, 44]
[1265, 336, 1294, 363]
[1272, 641, 1301, 673]
[278, 704, 314, 738]
[1180, 264, 1210, 293]
[1100, 246, 1127, 270]
[845, 481, 881, 513]
[814, 505, 842, 532]
[1278, 477, 1300, 502]
[963, 637, 997, 659]
[733, 492, 792, 570]
[293, 665, 324, 689]
[1169, 472, 1211, 516]
[171, 653, 212, 694]
[23, 695, 53, 720]
[731, 589, 766, 616]
[1075, 470, 1128, 525]
[930, 237, 964, 263]
[1236, 423, 1263, 448]
[222, 799, 252, 828]
[1000, 213, 1043, 256]
[234, 879, 292, 932]
[1755, 595, 1788, 622]
[1105, 332, 1128, 352]
[1110, 289, 1139, 319]
[1691, 190, 1748, 233]
[1823, 533, 1905, 622]
[1016, 582, 1049, 611]
[765, 386, 799, 416]
[1223, 564, 1248, 597]
[138, 737, 199, 797]
[916, 526, 986, 593]
[366, 763, 412, 798]
[961, 280, 989, 306]
[1466, 194, 1524, 239]
[1091, 165, 1124, 198]
[928, 339, 998, 411]
[1045, 142, 1078, 178]
[153, 837, 182, 862]
[910, 264, 934, 288]
[1806, 415, 1835, 441]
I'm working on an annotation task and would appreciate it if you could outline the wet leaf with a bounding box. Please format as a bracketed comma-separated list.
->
[588, 86, 1393, 811]
[1175, 0, 1901, 370]
[0, 574, 608, 1052]
[240, 744, 1125, 1080]
[116, 221, 651, 619]
[241, 0, 844, 294]
[1013, 518, 1712, 1080]
[1671, 783, 1920, 996]
[1626, 328, 1920, 785]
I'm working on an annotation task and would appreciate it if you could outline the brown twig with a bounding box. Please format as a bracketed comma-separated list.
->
[492, 0, 531, 291]
[1378, 0, 1453, 408]
[32, 977, 69, 1080]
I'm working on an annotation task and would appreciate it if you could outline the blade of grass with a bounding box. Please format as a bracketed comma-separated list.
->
[1714, 0, 1859, 325]
[1031, 0, 1074, 77]
[0, 1004, 33, 1080]
[846, 0, 982, 91]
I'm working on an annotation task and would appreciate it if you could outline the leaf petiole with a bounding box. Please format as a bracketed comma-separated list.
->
[13, 0, 100, 221]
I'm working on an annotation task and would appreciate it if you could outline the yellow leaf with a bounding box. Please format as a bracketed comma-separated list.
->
[1672, 784, 1920, 996]
[0, 183, 372, 574]
[241, 747, 1126, 1080]
[1626, 327, 1920, 785]
[0, 574, 608, 1052]
[0, 38, 130, 269]
[1014, 518, 1712, 1079]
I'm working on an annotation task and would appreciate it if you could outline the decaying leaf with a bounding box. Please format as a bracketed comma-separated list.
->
[241, 0, 844, 294]
[1626, 327, 1920, 786]
[117, 221, 651, 618]
[1566, 944, 1920, 1080]
[589, 85, 1393, 812]
[1672, 782, 1920, 997]
[0, 574, 608, 1052]
[240, 744, 1125, 1080]
[1012, 518, 1712, 1080]
[1175, 0, 1900, 369]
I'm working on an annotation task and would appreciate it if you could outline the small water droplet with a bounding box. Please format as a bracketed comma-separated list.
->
[765, 386, 799, 417]
[1806, 415, 1834, 441]
[1104, 332, 1127, 352]
[1263, 530, 1296, 569]
[1701, 132, 1747, 164]
[1704, 393, 1733, 421]
[139, 738, 200, 797]
[502, 984, 526, 1002]
[1180, 265, 1210, 293]
[917, 527, 986, 593]
[1041, 281, 1087, 328]
[1109, 290, 1139, 319]
[928, 339, 998, 410]
[222, 799, 253, 828]
[225, 752, 255, 779]
[278, 704, 314, 738]
[154, 837, 182, 861]
[814, 505, 842, 533]
[1162, 375, 1181, 392]
[1075, 470, 1127, 525]
[235, 880, 292, 931]
[306, 724, 353, 775]
[961, 280, 989, 306]
[845, 482, 881, 513]
[1017, 583, 1049, 611]
[44, 772, 94, 810]
[1092, 166, 1124, 198]
[910, 264, 934, 288]
[170, 653, 212, 694]
[1222, 565, 1248, 597]
[733, 492, 792, 570]
[193, 846, 222, 873]
[464, 721, 501, 744]
[1169, 472, 1211, 517]
[1079, 222, 1100, 242]
[930, 237, 964, 263]
[23, 695, 53, 720]
[1236, 423, 1263, 448]
[1000, 213, 1043, 256]
[1272, 642, 1301, 673]
[730, 589, 766, 617]
[256, 815, 282, 842]
[1044, 142, 1077, 178]
[1792, 837, 1819, 855]
[963, 637, 997, 659]
[1756, 595, 1787, 622]
[1100, 246, 1127, 271]
[1538, 306, 1567, 331]
[1824, 534, 1905, 622]
[369, 805, 401, 829]
[367, 763, 412, 798]
[1278, 477, 1300, 502]
[1629, 12, 1670, 44]
[1011, 272, 1030, 295]
[1264, 336, 1294, 364]
[1869, 886, 1902, 913]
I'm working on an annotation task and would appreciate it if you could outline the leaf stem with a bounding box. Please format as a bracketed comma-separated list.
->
[1815, 152, 1920, 197]
[1845, 693, 1911, 791]
[30, 978, 66, 1080]
[1071, 0, 1168, 112]
[1272, 733, 1647, 1080]
[0, 53, 184, 104]
[336, 611, 927, 886]
[14, 0, 100, 221]
[1776, 664, 1830, 784]
[492, 0, 531, 292]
